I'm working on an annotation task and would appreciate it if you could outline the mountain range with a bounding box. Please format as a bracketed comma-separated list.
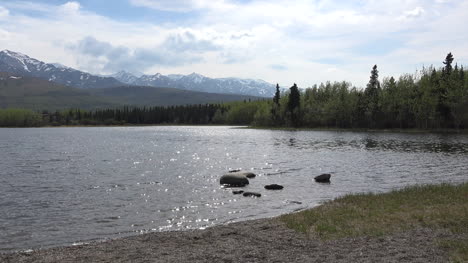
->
[0, 50, 275, 97]
[111, 71, 275, 97]
[0, 50, 122, 89]
[0, 72, 261, 110]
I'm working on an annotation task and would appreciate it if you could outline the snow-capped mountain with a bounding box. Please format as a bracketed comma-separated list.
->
[113, 71, 275, 97]
[0, 50, 276, 96]
[0, 50, 122, 89]
[111, 70, 139, 84]
[134, 73, 180, 88]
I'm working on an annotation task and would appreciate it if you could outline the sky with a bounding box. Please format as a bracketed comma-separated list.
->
[0, 0, 467, 88]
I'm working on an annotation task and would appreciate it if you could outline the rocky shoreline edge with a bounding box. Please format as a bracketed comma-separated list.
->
[0, 215, 452, 263]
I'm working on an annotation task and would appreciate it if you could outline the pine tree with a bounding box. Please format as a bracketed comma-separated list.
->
[287, 83, 301, 126]
[364, 65, 382, 128]
[271, 83, 281, 125]
[443, 52, 454, 77]
[273, 84, 280, 106]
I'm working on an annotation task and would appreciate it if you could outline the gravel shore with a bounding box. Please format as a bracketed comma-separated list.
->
[0, 217, 452, 263]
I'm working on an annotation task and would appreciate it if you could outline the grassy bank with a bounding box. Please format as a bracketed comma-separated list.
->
[280, 183, 468, 262]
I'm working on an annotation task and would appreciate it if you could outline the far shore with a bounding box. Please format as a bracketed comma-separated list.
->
[2, 183, 466, 263]
[247, 125, 468, 134]
[2, 124, 468, 134]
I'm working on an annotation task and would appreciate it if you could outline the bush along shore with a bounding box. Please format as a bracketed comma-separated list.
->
[1, 182, 466, 263]
[1, 53, 467, 130]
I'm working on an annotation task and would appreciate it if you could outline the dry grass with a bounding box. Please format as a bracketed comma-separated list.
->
[280, 183, 468, 261]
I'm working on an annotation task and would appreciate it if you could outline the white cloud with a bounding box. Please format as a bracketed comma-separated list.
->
[0, 6, 9, 18]
[59, 1, 81, 13]
[399, 6, 425, 20]
[129, 0, 234, 12]
[0, 28, 10, 40]
[1, 0, 467, 88]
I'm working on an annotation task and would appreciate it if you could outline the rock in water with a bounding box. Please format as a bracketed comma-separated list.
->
[228, 171, 256, 178]
[314, 173, 331, 183]
[264, 184, 284, 190]
[243, 172, 256, 178]
[220, 173, 249, 187]
[232, 190, 244, 195]
[243, 192, 261, 197]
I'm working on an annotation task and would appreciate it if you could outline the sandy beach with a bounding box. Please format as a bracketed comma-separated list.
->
[0, 216, 452, 263]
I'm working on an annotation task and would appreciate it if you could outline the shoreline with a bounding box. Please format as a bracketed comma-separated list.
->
[3, 182, 466, 263]
[2, 124, 467, 134]
[0, 216, 451, 263]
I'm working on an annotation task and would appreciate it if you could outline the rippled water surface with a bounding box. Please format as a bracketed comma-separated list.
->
[1, 126, 467, 251]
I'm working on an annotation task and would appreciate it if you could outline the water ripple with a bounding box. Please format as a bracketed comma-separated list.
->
[0, 127, 467, 252]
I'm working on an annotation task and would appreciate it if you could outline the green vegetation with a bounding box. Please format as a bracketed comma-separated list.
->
[280, 183, 468, 261]
[252, 53, 468, 129]
[29, 104, 228, 126]
[0, 108, 42, 127]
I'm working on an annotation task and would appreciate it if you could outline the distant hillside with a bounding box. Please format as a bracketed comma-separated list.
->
[0, 72, 117, 110]
[0, 72, 262, 110]
[88, 86, 262, 107]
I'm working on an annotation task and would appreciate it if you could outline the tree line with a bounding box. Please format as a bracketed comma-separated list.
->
[0, 53, 466, 129]
[246, 52, 467, 129]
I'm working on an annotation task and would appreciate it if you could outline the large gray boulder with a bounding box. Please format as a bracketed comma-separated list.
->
[220, 173, 250, 187]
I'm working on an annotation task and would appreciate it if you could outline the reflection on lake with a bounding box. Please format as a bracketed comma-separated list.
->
[0, 126, 467, 252]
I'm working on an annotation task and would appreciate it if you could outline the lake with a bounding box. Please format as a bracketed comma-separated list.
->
[0, 126, 467, 252]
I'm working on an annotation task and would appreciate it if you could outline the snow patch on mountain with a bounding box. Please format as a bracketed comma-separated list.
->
[112, 70, 275, 97]
[0, 50, 123, 89]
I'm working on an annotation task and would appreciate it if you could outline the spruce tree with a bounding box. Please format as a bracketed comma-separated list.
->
[443, 52, 454, 77]
[271, 83, 281, 125]
[364, 65, 381, 128]
[288, 83, 301, 126]
[273, 84, 280, 106]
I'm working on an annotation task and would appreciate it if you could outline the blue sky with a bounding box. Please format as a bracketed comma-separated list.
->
[0, 0, 467, 88]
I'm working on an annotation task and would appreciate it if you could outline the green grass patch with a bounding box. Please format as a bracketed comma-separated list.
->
[438, 239, 468, 263]
[280, 183, 468, 260]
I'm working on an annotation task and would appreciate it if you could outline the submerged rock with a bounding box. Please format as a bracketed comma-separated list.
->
[229, 171, 256, 178]
[314, 173, 331, 183]
[243, 192, 261, 197]
[264, 184, 284, 190]
[220, 173, 249, 187]
[232, 190, 244, 195]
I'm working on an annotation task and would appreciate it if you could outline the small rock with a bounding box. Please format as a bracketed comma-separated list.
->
[264, 184, 284, 190]
[243, 192, 261, 197]
[243, 172, 256, 178]
[232, 190, 244, 195]
[314, 173, 331, 183]
[229, 169, 241, 173]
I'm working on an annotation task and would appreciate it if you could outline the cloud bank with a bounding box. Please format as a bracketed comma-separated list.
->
[0, 0, 467, 87]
